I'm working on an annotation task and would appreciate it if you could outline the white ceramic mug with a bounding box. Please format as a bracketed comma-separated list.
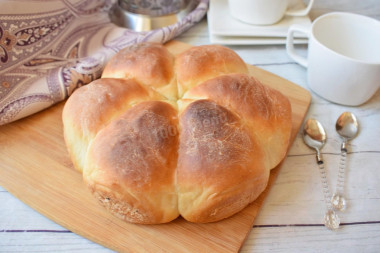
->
[286, 12, 380, 106]
[228, 0, 314, 25]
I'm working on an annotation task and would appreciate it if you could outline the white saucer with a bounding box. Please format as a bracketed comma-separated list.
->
[208, 0, 311, 45]
[210, 34, 308, 45]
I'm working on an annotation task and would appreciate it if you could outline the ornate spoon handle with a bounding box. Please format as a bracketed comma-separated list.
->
[317, 156, 340, 230]
[332, 142, 348, 211]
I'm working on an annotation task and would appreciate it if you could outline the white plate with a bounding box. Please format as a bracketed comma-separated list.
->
[210, 34, 308, 45]
[208, 0, 311, 45]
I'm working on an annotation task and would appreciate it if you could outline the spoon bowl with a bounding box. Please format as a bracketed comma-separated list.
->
[336, 112, 359, 140]
[303, 119, 327, 151]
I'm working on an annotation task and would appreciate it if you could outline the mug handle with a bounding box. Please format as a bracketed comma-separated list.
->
[286, 24, 310, 68]
[286, 0, 314, 16]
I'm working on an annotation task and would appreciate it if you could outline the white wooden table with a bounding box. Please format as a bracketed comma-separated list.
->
[1, 1, 380, 252]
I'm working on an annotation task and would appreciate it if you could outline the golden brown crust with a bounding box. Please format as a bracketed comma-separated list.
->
[182, 73, 292, 170]
[175, 45, 248, 97]
[63, 43, 292, 224]
[62, 78, 163, 172]
[177, 100, 269, 222]
[102, 43, 177, 100]
[84, 101, 179, 224]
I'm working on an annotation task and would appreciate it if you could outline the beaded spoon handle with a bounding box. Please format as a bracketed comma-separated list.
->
[332, 112, 359, 211]
[318, 160, 340, 229]
[303, 119, 340, 230]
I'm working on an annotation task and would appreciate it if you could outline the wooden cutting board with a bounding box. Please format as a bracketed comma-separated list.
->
[0, 41, 311, 252]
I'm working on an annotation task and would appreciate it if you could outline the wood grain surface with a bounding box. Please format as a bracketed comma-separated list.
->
[0, 41, 311, 252]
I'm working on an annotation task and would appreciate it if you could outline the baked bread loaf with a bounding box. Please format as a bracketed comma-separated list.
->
[62, 43, 292, 224]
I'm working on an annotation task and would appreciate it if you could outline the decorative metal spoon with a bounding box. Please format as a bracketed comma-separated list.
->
[303, 119, 340, 230]
[331, 112, 359, 211]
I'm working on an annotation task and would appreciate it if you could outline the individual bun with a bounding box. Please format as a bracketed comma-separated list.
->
[182, 73, 292, 171]
[84, 101, 179, 224]
[62, 78, 164, 172]
[102, 43, 177, 100]
[62, 43, 292, 224]
[177, 98, 269, 222]
[175, 44, 249, 97]
[177, 74, 291, 222]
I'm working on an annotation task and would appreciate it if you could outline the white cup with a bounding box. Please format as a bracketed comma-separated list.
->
[286, 12, 380, 106]
[228, 0, 314, 25]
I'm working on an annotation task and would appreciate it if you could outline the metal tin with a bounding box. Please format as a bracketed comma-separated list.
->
[109, 0, 197, 31]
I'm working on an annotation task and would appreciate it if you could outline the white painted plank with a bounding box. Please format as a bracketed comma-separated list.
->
[242, 224, 380, 253]
[0, 231, 113, 253]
